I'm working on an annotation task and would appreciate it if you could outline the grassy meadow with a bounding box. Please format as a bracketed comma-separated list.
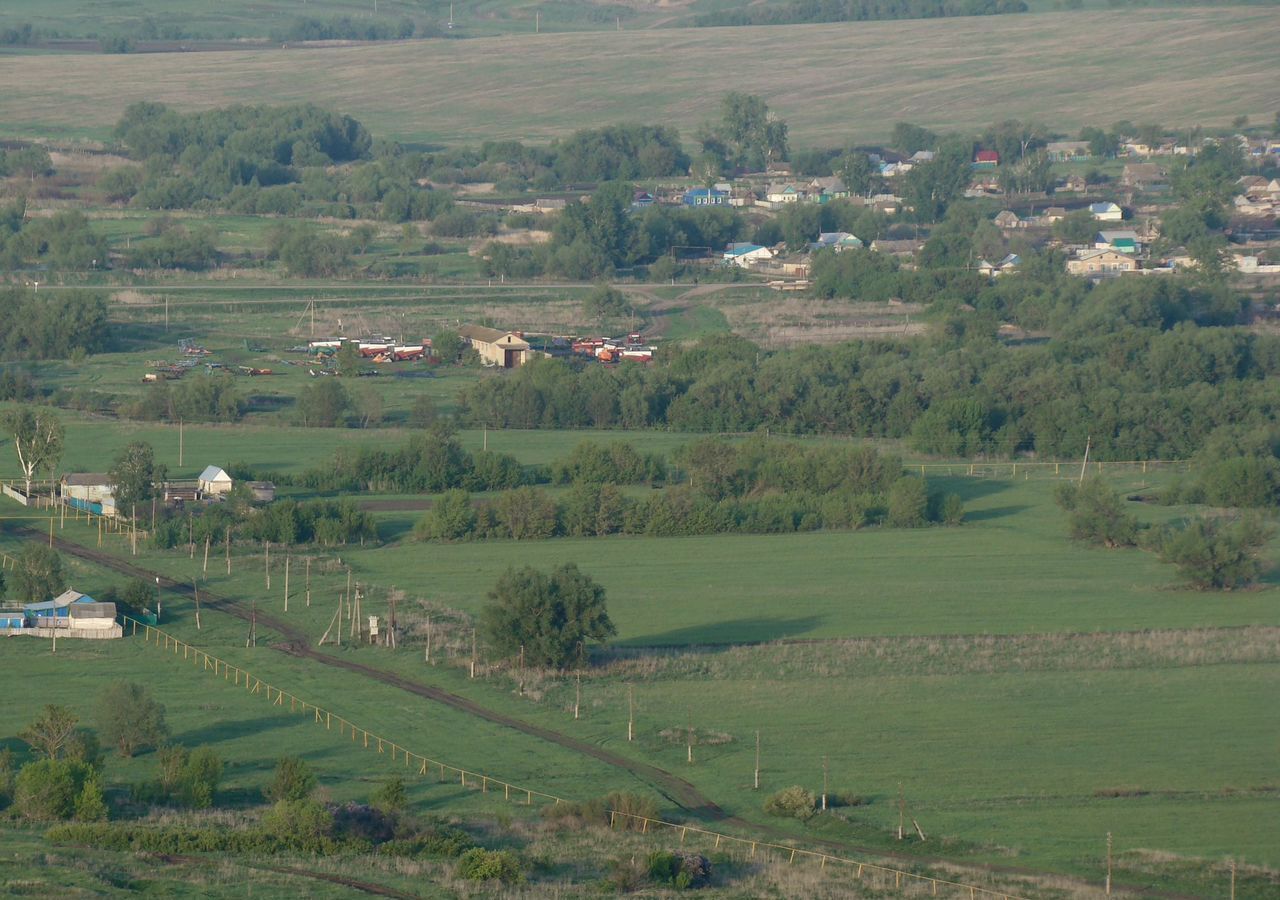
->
[2, 10, 1276, 144]
[4, 457, 1277, 892]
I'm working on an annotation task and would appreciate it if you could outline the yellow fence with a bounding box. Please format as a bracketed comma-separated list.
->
[129, 618, 1030, 900]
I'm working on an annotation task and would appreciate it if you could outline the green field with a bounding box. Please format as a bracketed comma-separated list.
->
[3, 458, 1276, 894]
[2, 10, 1276, 144]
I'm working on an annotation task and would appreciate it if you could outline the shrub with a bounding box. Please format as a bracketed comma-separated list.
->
[456, 847, 523, 884]
[370, 777, 407, 815]
[940, 492, 965, 525]
[264, 756, 316, 803]
[1157, 515, 1274, 589]
[1053, 477, 1139, 548]
[262, 799, 335, 853]
[763, 786, 816, 821]
[647, 850, 712, 889]
[74, 776, 108, 822]
[14, 759, 91, 821]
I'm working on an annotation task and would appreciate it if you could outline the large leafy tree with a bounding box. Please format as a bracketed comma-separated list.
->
[96, 681, 168, 758]
[1053, 477, 1139, 548]
[481, 563, 616, 669]
[1158, 515, 1274, 590]
[19, 705, 79, 760]
[2, 407, 63, 495]
[108, 440, 158, 514]
[12, 543, 65, 603]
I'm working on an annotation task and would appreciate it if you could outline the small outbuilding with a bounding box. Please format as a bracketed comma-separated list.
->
[248, 481, 277, 503]
[198, 466, 234, 496]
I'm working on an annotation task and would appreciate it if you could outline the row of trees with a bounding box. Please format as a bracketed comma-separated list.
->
[695, 0, 1027, 26]
[151, 496, 377, 549]
[0, 206, 109, 273]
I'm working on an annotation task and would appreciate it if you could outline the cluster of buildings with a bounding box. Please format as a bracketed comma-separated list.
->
[0, 590, 122, 640]
[60, 466, 273, 518]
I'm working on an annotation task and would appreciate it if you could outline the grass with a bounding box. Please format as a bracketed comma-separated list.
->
[2, 460, 1278, 892]
[1, 10, 1276, 145]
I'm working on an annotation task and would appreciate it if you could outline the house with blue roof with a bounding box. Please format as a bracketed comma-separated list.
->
[683, 187, 729, 207]
[811, 232, 863, 252]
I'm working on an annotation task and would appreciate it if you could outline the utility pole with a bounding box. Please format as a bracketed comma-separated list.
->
[469, 628, 477, 678]
[897, 783, 905, 841]
[264, 542, 270, 590]
[424, 614, 432, 663]
[225, 526, 231, 574]
[192, 578, 201, 630]
[754, 730, 761, 790]
[574, 671, 581, 720]
[627, 684, 634, 741]
[202, 534, 210, 575]
[283, 555, 290, 611]
[518, 644, 525, 695]
[821, 755, 828, 811]
[1105, 832, 1113, 895]
[305, 557, 311, 607]
[686, 707, 693, 764]
[1079, 435, 1092, 484]
[178, 418, 183, 467]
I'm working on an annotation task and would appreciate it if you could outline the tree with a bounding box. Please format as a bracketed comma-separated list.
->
[334, 341, 362, 377]
[886, 476, 928, 527]
[1, 407, 64, 495]
[583, 283, 631, 324]
[1053, 209, 1098, 244]
[413, 488, 476, 541]
[96, 681, 168, 757]
[74, 775, 108, 821]
[1158, 515, 1273, 590]
[296, 378, 350, 427]
[432, 329, 465, 364]
[108, 441, 156, 513]
[11, 544, 65, 603]
[19, 705, 79, 760]
[1053, 477, 1139, 547]
[717, 92, 788, 169]
[481, 563, 616, 669]
[902, 140, 973, 222]
[353, 382, 384, 428]
[265, 756, 317, 802]
[371, 776, 407, 815]
[409, 394, 438, 428]
[836, 150, 878, 196]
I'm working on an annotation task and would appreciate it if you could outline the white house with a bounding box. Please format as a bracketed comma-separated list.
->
[198, 466, 234, 496]
[765, 183, 806, 204]
[723, 243, 773, 268]
[1089, 202, 1123, 222]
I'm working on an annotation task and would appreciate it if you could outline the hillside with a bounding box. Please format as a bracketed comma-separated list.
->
[1, 9, 1275, 145]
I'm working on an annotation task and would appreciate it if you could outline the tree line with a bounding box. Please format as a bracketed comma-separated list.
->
[695, 0, 1027, 26]
[414, 438, 960, 542]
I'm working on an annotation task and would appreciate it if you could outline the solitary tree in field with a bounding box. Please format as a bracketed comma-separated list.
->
[1054, 477, 1139, 548]
[1158, 515, 1274, 590]
[2, 407, 64, 496]
[482, 563, 615, 669]
[96, 681, 168, 758]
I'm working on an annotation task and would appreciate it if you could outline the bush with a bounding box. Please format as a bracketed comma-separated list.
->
[264, 756, 317, 803]
[370, 777, 406, 815]
[647, 850, 712, 889]
[14, 759, 92, 821]
[456, 847, 523, 884]
[763, 786, 816, 821]
[886, 476, 928, 528]
[1053, 477, 1139, 547]
[1157, 515, 1274, 589]
[940, 492, 965, 525]
[74, 776, 108, 822]
[261, 799, 335, 853]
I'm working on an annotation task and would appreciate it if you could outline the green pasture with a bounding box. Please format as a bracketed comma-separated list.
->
[2, 459, 1278, 891]
[2, 10, 1275, 145]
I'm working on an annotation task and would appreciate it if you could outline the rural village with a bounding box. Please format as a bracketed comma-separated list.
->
[0, 2, 1278, 898]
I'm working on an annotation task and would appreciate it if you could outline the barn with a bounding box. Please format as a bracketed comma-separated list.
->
[23, 590, 122, 639]
[458, 325, 531, 369]
[61, 473, 116, 516]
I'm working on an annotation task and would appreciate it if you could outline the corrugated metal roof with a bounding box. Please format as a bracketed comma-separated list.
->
[63, 473, 110, 486]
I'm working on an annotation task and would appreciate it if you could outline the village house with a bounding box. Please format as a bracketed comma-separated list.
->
[1060, 174, 1088, 193]
[973, 150, 1000, 168]
[978, 254, 1021, 277]
[870, 238, 922, 257]
[1044, 141, 1090, 162]
[16, 590, 122, 640]
[1067, 248, 1139, 276]
[909, 150, 935, 164]
[807, 176, 849, 202]
[1095, 230, 1141, 253]
[811, 232, 863, 252]
[682, 187, 729, 207]
[248, 481, 277, 503]
[631, 190, 655, 208]
[458, 325, 532, 368]
[765, 183, 806, 204]
[1089, 201, 1124, 221]
[1039, 206, 1068, 224]
[1121, 163, 1168, 191]
[993, 210, 1022, 230]
[198, 465, 234, 496]
[61, 473, 115, 516]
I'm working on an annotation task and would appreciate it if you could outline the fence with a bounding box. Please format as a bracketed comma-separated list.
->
[128, 618, 1029, 900]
